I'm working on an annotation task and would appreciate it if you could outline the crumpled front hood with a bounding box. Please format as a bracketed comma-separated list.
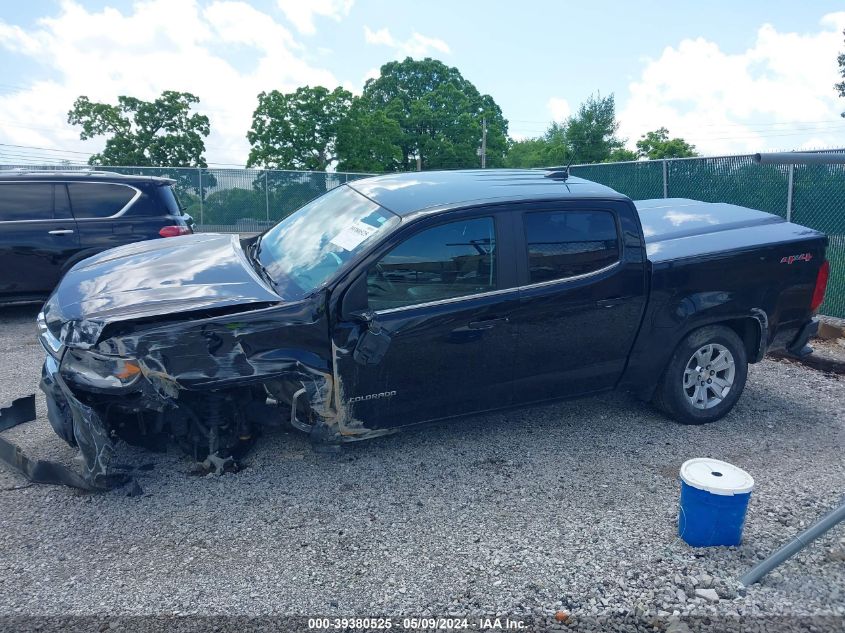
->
[51, 233, 281, 334]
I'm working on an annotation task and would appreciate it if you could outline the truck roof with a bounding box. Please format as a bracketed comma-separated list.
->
[348, 169, 627, 216]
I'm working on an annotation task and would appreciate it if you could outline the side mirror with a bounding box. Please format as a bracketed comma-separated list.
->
[350, 309, 378, 331]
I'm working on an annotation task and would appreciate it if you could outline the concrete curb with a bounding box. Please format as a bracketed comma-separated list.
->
[818, 316, 845, 341]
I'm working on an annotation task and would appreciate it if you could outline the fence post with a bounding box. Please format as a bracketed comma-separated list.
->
[198, 167, 204, 226]
[786, 164, 794, 222]
[662, 159, 668, 199]
[265, 170, 270, 222]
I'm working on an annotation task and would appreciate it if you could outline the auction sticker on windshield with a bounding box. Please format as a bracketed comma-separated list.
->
[330, 220, 379, 251]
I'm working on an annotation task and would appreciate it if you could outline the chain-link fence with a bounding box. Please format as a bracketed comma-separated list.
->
[0, 164, 373, 233]
[571, 153, 845, 318]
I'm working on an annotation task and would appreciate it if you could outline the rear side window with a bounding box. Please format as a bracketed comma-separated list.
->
[367, 217, 497, 311]
[68, 183, 136, 218]
[523, 210, 619, 283]
[156, 185, 183, 215]
[0, 184, 70, 221]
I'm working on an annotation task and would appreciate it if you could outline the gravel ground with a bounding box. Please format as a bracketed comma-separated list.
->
[0, 304, 843, 632]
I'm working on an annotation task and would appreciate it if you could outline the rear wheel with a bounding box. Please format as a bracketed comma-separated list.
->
[653, 325, 748, 424]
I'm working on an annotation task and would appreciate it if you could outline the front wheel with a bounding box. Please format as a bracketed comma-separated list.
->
[652, 325, 748, 425]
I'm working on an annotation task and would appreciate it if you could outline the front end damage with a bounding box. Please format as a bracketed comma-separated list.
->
[35, 294, 354, 490]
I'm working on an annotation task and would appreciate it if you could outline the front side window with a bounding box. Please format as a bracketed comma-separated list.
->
[368, 217, 497, 311]
[68, 183, 136, 218]
[0, 184, 60, 221]
[523, 210, 619, 284]
[256, 185, 400, 299]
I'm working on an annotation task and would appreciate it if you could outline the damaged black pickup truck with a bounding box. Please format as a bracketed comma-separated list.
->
[35, 169, 830, 488]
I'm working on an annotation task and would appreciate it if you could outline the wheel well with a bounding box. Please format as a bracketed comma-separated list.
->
[719, 318, 763, 362]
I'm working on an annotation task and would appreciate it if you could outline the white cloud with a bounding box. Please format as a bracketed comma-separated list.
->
[0, 0, 340, 166]
[546, 97, 571, 123]
[364, 26, 394, 47]
[618, 11, 845, 155]
[363, 26, 450, 58]
[276, 0, 353, 36]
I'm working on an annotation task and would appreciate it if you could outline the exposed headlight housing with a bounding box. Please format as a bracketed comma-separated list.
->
[37, 310, 63, 359]
[61, 350, 143, 391]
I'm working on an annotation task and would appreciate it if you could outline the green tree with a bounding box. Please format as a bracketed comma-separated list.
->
[336, 104, 402, 172]
[503, 137, 549, 168]
[609, 147, 638, 162]
[635, 127, 698, 159]
[504, 94, 630, 167]
[565, 93, 627, 164]
[339, 57, 508, 171]
[246, 86, 353, 171]
[67, 91, 210, 166]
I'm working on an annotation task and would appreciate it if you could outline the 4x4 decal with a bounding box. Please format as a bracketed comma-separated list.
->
[780, 252, 813, 264]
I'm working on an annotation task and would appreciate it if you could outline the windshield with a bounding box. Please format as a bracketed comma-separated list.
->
[255, 185, 400, 299]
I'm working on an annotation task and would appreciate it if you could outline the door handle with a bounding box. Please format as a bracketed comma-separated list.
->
[48, 229, 74, 236]
[596, 297, 627, 308]
[468, 317, 509, 330]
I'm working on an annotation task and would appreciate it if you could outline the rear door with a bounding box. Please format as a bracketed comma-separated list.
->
[0, 182, 80, 300]
[68, 181, 144, 252]
[510, 201, 648, 403]
[333, 210, 519, 429]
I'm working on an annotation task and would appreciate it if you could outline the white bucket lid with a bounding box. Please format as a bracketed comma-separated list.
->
[680, 458, 754, 496]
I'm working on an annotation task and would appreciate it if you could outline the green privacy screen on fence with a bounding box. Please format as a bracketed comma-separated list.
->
[571, 155, 845, 318]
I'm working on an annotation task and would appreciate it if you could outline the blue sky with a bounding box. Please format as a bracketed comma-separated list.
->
[1, 1, 844, 167]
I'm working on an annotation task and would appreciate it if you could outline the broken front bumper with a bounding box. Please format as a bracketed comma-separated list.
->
[40, 354, 130, 489]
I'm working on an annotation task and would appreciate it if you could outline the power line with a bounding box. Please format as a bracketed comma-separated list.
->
[0, 142, 91, 155]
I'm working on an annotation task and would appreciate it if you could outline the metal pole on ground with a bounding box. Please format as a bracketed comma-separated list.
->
[739, 499, 845, 587]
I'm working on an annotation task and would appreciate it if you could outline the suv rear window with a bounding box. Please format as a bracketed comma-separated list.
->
[0, 184, 70, 221]
[156, 185, 183, 215]
[523, 210, 619, 283]
[68, 183, 136, 218]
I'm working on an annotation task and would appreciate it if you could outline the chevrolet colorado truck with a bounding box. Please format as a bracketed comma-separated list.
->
[35, 169, 830, 487]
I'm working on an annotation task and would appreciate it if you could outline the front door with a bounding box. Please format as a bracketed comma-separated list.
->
[334, 214, 518, 429]
[510, 203, 648, 403]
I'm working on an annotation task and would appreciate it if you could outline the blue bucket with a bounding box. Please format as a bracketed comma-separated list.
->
[678, 458, 754, 547]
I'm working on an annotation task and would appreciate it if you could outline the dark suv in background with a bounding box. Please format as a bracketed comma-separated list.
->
[0, 170, 193, 304]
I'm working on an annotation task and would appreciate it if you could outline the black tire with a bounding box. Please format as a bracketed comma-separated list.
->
[652, 325, 748, 425]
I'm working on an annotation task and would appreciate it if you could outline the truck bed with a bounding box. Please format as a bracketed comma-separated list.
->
[635, 198, 825, 263]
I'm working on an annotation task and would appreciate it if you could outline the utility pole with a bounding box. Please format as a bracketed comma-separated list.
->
[480, 117, 487, 168]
